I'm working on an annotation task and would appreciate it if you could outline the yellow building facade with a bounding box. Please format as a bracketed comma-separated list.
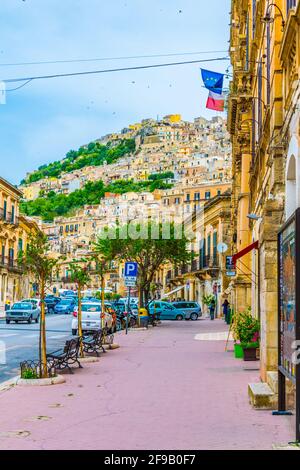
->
[0, 177, 39, 308]
[228, 0, 300, 381]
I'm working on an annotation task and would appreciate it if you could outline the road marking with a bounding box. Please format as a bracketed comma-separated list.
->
[0, 333, 20, 338]
[48, 334, 69, 340]
[194, 331, 234, 341]
[0, 344, 33, 353]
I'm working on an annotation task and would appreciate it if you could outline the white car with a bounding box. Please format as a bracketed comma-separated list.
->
[71, 302, 113, 336]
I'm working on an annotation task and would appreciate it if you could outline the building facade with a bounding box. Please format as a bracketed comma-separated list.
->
[228, 0, 300, 381]
[0, 177, 39, 308]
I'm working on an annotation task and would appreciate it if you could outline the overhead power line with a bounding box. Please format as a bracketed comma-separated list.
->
[0, 50, 229, 67]
[4, 57, 230, 86]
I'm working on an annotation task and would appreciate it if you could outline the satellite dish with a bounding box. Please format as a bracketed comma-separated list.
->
[217, 242, 228, 254]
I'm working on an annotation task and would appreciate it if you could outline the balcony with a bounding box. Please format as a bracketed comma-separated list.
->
[0, 257, 24, 273]
[191, 259, 199, 272]
[0, 209, 19, 226]
[199, 255, 220, 271]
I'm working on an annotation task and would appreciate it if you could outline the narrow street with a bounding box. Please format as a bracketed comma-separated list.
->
[0, 319, 294, 450]
[0, 315, 73, 383]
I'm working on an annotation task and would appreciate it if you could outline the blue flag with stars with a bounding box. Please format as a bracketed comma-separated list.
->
[201, 69, 224, 95]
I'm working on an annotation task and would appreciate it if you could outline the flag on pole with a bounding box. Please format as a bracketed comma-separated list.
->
[206, 91, 225, 112]
[201, 69, 224, 95]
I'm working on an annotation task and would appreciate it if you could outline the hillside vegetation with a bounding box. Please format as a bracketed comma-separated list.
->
[21, 139, 136, 185]
[20, 178, 173, 222]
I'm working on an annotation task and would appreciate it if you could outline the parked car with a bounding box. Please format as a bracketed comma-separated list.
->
[171, 301, 202, 321]
[148, 301, 187, 321]
[54, 298, 76, 315]
[22, 298, 41, 309]
[45, 295, 61, 314]
[6, 301, 40, 324]
[71, 302, 113, 335]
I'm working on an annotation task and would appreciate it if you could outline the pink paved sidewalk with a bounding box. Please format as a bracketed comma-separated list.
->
[0, 319, 295, 450]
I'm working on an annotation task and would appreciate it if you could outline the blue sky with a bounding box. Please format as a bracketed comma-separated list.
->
[0, 0, 230, 184]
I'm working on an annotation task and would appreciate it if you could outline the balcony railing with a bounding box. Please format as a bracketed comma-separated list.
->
[0, 209, 19, 226]
[0, 257, 24, 273]
[191, 259, 199, 272]
[199, 255, 219, 270]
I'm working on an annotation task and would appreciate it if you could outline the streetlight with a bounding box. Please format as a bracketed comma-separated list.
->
[261, 3, 285, 31]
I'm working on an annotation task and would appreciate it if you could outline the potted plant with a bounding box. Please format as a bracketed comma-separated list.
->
[234, 308, 260, 361]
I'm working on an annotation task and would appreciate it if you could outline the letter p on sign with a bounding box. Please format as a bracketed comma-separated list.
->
[125, 262, 138, 278]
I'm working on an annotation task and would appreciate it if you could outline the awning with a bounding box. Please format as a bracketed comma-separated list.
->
[232, 240, 259, 266]
[163, 285, 185, 298]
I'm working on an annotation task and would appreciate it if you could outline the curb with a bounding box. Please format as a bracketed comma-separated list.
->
[80, 357, 100, 363]
[0, 376, 19, 393]
[16, 374, 66, 387]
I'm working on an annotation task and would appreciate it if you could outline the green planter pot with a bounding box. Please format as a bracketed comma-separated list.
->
[242, 347, 258, 361]
[234, 343, 244, 359]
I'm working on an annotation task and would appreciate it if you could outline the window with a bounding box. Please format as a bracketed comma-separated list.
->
[3, 200, 7, 219]
[213, 232, 218, 262]
[194, 192, 200, 201]
[8, 248, 14, 266]
[258, 62, 263, 136]
[266, 24, 271, 105]
[70, 225, 74, 232]
[75, 224, 79, 232]
[207, 234, 211, 259]
[217, 190, 221, 196]
[175, 198, 180, 205]
[66, 225, 69, 233]
[60, 226, 63, 234]
[186, 193, 190, 202]
[205, 191, 211, 200]
[287, 0, 297, 14]
[18, 238, 23, 252]
[246, 12, 250, 70]
[1, 245, 5, 263]
[252, 0, 256, 38]
[11, 205, 15, 223]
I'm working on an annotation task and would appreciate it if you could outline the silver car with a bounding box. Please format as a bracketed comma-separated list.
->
[6, 302, 40, 324]
[172, 301, 202, 321]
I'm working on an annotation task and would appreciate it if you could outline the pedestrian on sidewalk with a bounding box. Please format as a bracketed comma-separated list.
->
[209, 298, 216, 320]
[222, 299, 230, 323]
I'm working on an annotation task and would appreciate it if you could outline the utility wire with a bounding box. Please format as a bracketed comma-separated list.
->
[3, 57, 230, 85]
[6, 79, 33, 92]
[0, 50, 229, 67]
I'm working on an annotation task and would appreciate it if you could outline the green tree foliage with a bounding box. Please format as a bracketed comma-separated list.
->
[20, 231, 60, 377]
[94, 222, 191, 306]
[24, 139, 136, 184]
[20, 178, 173, 222]
[148, 171, 174, 181]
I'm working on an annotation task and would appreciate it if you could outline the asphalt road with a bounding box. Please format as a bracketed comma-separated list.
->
[0, 314, 73, 383]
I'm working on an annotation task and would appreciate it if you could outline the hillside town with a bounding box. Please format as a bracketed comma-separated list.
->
[1, 114, 232, 309]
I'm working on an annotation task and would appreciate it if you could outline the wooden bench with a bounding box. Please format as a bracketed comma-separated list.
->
[83, 329, 106, 357]
[47, 337, 83, 374]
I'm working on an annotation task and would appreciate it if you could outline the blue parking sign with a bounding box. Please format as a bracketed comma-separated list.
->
[125, 262, 138, 278]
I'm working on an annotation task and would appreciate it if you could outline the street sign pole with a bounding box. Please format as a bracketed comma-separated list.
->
[126, 286, 131, 335]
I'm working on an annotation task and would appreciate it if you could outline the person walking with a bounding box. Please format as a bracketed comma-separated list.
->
[209, 298, 216, 320]
[222, 299, 230, 323]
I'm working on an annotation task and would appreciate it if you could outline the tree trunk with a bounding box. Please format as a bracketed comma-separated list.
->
[40, 276, 48, 378]
[101, 274, 105, 331]
[77, 283, 84, 358]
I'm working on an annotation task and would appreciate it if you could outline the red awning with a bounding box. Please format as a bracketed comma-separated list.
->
[232, 240, 259, 266]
